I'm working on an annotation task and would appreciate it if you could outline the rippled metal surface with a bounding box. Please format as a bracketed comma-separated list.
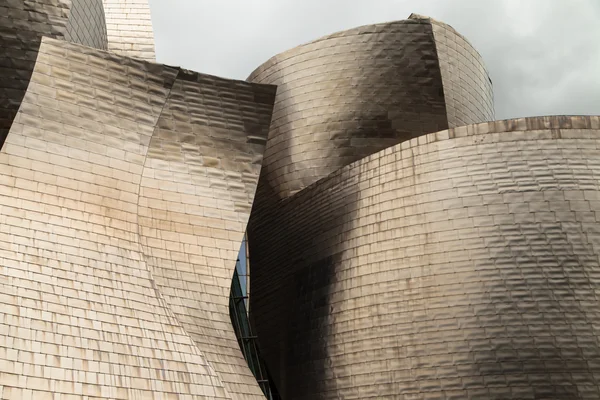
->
[411, 14, 495, 127]
[102, 0, 156, 61]
[248, 15, 495, 200]
[138, 70, 275, 399]
[65, 0, 108, 50]
[249, 116, 600, 399]
[0, 0, 71, 147]
[0, 37, 275, 399]
[0, 0, 156, 150]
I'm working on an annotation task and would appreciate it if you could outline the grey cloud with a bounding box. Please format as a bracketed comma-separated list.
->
[148, 0, 600, 119]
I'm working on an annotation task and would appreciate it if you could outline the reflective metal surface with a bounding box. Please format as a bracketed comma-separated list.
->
[410, 14, 495, 127]
[138, 69, 275, 399]
[0, 0, 71, 147]
[65, 0, 109, 50]
[0, 0, 155, 148]
[102, 0, 156, 61]
[0, 37, 275, 399]
[248, 15, 494, 200]
[249, 115, 600, 399]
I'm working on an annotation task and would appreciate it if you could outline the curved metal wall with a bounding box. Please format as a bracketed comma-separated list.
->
[0, 37, 276, 399]
[138, 70, 275, 399]
[102, 0, 156, 61]
[248, 18, 450, 200]
[426, 15, 495, 126]
[65, 0, 109, 49]
[249, 116, 600, 399]
[0, 0, 71, 148]
[248, 15, 495, 201]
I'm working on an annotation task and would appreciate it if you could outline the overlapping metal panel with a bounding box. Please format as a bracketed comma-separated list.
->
[65, 0, 109, 49]
[247, 18, 450, 200]
[138, 70, 275, 399]
[249, 116, 600, 399]
[0, 0, 71, 147]
[0, 0, 157, 150]
[102, 0, 156, 61]
[0, 37, 275, 399]
[248, 16, 495, 201]
[423, 14, 495, 126]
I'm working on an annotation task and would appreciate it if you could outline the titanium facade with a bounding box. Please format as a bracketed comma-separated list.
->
[65, 0, 109, 50]
[248, 16, 494, 200]
[102, 0, 156, 61]
[0, 0, 71, 147]
[0, 36, 275, 399]
[0, 0, 157, 147]
[248, 18, 448, 200]
[1, 3, 598, 399]
[425, 14, 495, 126]
[138, 70, 275, 399]
[249, 116, 600, 399]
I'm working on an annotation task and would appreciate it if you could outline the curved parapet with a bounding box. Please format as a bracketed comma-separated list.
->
[102, 0, 156, 61]
[65, 0, 109, 49]
[249, 116, 600, 399]
[0, 37, 276, 399]
[248, 14, 495, 200]
[138, 71, 276, 398]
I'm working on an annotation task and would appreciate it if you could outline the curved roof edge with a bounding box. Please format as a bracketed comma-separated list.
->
[285, 115, 600, 202]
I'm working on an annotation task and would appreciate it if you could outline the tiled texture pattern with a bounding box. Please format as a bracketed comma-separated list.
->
[248, 18, 450, 200]
[138, 71, 276, 399]
[249, 116, 600, 399]
[102, 0, 156, 61]
[65, 0, 108, 50]
[0, 38, 276, 399]
[0, 0, 71, 148]
[417, 14, 495, 126]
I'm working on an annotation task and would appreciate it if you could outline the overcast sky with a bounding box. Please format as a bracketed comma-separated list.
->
[147, 0, 599, 120]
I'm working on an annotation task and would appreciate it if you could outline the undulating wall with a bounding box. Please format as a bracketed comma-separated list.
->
[248, 16, 495, 201]
[0, 37, 275, 399]
[247, 18, 450, 200]
[138, 70, 276, 399]
[102, 0, 156, 61]
[0, 0, 71, 148]
[249, 116, 600, 399]
[65, 0, 109, 50]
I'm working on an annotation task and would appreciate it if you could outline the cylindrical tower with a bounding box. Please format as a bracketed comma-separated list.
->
[248, 14, 494, 200]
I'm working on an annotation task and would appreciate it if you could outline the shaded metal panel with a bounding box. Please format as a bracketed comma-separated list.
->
[0, 0, 71, 147]
[0, 37, 276, 398]
[249, 116, 600, 399]
[102, 0, 156, 61]
[248, 18, 449, 200]
[137, 70, 276, 398]
[411, 14, 495, 126]
[65, 0, 108, 49]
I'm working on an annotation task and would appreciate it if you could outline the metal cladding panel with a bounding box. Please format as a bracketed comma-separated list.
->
[248, 18, 449, 200]
[102, 0, 156, 61]
[65, 0, 109, 49]
[249, 116, 600, 399]
[0, 37, 276, 399]
[0, 0, 71, 148]
[411, 14, 495, 127]
[138, 71, 276, 399]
